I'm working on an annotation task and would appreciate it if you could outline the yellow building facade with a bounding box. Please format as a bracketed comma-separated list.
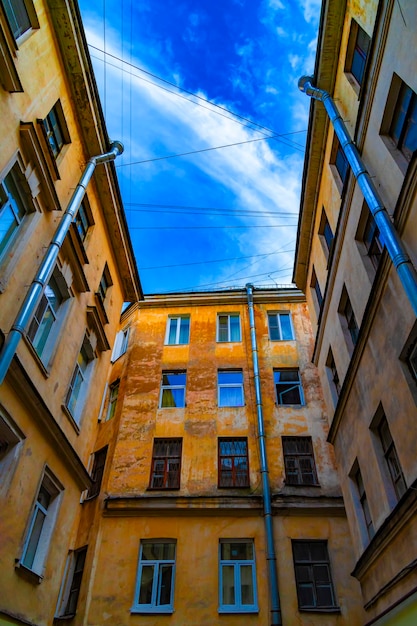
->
[78, 288, 365, 625]
[0, 0, 141, 624]
[294, 0, 417, 623]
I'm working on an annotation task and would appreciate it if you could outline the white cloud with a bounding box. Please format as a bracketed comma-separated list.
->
[297, 0, 322, 24]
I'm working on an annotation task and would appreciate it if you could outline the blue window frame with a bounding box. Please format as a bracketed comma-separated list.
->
[219, 540, 258, 613]
[132, 542, 176, 613]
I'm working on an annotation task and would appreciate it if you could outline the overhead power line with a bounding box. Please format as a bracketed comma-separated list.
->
[129, 224, 297, 230]
[125, 203, 298, 217]
[88, 45, 307, 150]
[139, 248, 295, 270]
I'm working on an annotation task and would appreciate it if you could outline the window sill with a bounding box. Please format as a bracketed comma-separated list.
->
[14, 560, 43, 584]
[54, 614, 76, 621]
[61, 404, 81, 435]
[344, 71, 361, 96]
[298, 606, 340, 613]
[218, 607, 259, 615]
[131, 607, 174, 614]
[23, 336, 51, 378]
[275, 403, 305, 409]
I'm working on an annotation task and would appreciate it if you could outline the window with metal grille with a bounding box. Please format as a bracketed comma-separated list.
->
[149, 438, 182, 489]
[87, 447, 107, 499]
[292, 541, 337, 610]
[378, 415, 406, 501]
[218, 438, 249, 488]
[282, 437, 318, 486]
[274, 369, 304, 405]
[267, 312, 294, 341]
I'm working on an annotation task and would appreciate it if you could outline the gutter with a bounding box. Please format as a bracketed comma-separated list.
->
[298, 76, 417, 317]
[246, 284, 282, 626]
[0, 141, 124, 386]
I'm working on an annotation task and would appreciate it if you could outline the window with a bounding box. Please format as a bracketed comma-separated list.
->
[219, 540, 258, 613]
[292, 541, 337, 611]
[55, 546, 87, 618]
[149, 438, 182, 489]
[0, 163, 32, 263]
[160, 371, 186, 408]
[330, 137, 349, 189]
[326, 348, 341, 404]
[74, 200, 92, 242]
[354, 466, 374, 540]
[97, 264, 112, 304]
[0, 406, 25, 497]
[218, 370, 244, 407]
[274, 369, 304, 405]
[218, 438, 249, 488]
[86, 447, 107, 499]
[111, 327, 130, 362]
[105, 380, 119, 421]
[27, 267, 70, 365]
[339, 287, 359, 348]
[2, 0, 38, 40]
[132, 542, 176, 613]
[363, 210, 383, 269]
[310, 267, 323, 312]
[20, 469, 63, 578]
[388, 80, 417, 162]
[408, 341, 417, 381]
[43, 102, 69, 158]
[65, 335, 95, 423]
[165, 315, 190, 345]
[282, 437, 318, 486]
[318, 208, 334, 258]
[217, 313, 241, 342]
[345, 20, 371, 88]
[267, 312, 294, 341]
[377, 415, 406, 501]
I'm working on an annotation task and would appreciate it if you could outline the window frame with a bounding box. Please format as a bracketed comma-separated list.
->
[344, 19, 371, 92]
[338, 286, 359, 351]
[55, 546, 88, 618]
[85, 447, 107, 500]
[274, 368, 304, 406]
[111, 327, 130, 362]
[132, 541, 176, 614]
[354, 465, 375, 541]
[325, 347, 341, 406]
[217, 313, 241, 343]
[218, 370, 244, 407]
[74, 198, 93, 243]
[380, 74, 417, 173]
[292, 540, 338, 612]
[165, 315, 190, 345]
[0, 161, 33, 264]
[2, 0, 39, 42]
[42, 101, 70, 160]
[159, 371, 186, 409]
[0, 405, 25, 497]
[318, 207, 334, 260]
[282, 437, 319, 486]
[330, 136, 349, 192]
[218, 438, 249, 488]
[149, 438, 182, 490]
[310, 267, 323, 314]
[65, 334, 96, 425]
[19, 468, 63, 580]
[370, 408, 407, 503]
[218, 539, 258, 614]
[105, 379, 120, 422]
[267, 311, 294, 341]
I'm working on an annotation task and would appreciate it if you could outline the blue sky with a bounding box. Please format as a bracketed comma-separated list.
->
[78, 0, 321, 294]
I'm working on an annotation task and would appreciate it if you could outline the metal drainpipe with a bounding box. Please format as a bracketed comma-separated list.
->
[246, 284, 282, 626]
[298, 76, 417, 316]
[0, 141, 124, 386]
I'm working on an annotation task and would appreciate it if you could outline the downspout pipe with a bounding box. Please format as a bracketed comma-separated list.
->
[0, 141, 124, 386]
[298, 76, 417, 316]
[246, 284, 282, 626]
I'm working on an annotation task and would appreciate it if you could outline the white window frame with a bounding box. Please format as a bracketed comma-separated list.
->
[65, 334, 95, 425]
[111, 327, 130, 362]
[0, 405, 25, 497]
[165, 315, 190, 345]
[218, 370, 244, 407]
[19, 468, 63, 579]
[2, 0, 39, 42]
[217, 313, 241, 342]
[218, 540, 258, 613]
[27, 265, 71, 367]
[267, 311, 294, 341]
[132, 541, 176, 614]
